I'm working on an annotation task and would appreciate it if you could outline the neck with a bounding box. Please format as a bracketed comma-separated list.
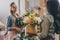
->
[11, 12, 16, 14]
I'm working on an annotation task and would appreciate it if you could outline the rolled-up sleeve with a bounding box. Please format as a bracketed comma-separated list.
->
[7, 16, 12, 30]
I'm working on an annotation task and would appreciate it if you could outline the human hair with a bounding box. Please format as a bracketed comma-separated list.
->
[10, 2, 15, 7]
[47, 0, 59, 16]
[10, 2, 16, 14]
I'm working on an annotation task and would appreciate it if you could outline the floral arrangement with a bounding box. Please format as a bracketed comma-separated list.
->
[23, 11, 41, 26]
[13, 9, 42, 40]
[15, 10, 41, 28]
[15, 16, 24, 28]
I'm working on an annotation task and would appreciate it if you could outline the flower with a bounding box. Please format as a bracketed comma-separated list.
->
[35, 17, 42, 24]
[23, 17, 29, 24]
[23, 12, 42, 25]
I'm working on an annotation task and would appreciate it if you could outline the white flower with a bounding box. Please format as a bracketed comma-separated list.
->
[35, 17, 42, 24]
[23, 17, 29, 23]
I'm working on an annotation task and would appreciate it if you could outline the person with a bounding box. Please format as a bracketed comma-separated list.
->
[0, 21, 5, 40]
[0, 21, 5, 30]
[47, 0, 59, 34]
[6, 2, 22, 40]
[47, 0, 60, 39]
[38, 3, 55, 40]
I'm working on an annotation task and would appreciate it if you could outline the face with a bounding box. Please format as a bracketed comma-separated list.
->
[10, 4, 17, 14]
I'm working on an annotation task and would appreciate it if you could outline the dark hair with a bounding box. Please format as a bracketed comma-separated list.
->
[47, 0, 59, 16]
[10, 2, 15, 6]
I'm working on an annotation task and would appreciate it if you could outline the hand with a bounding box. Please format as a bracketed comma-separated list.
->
[16, 27, 22, 32]
[10, 27, 17, 30]
[10, 24, 17, 30]
[11, 24, 22, 32]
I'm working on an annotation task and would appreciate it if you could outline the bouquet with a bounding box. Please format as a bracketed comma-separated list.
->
[23, 10, 42, 37]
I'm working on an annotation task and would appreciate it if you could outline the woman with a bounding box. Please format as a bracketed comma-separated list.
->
[39, 2, 55, 40]
[47, 0, 59, 34]
[7, 2, 22, 40]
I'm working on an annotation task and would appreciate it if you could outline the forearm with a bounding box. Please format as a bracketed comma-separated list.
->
[7, 27, 16, 31]
[7, 24, 22, 32]
[16, 27, 22, 32]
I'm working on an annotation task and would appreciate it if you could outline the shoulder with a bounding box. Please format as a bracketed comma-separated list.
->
[46, 14, 54, 23]
[7, 15, 12, 20]
[8, 15, 11, 18]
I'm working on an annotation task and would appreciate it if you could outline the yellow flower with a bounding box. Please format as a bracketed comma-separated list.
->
[29, 13, 36, 19]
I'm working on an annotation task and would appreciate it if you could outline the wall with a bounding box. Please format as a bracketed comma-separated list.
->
[0, 0, 18, 25]
[20, 0, 25, 15]
[29, 0, 40, 8]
